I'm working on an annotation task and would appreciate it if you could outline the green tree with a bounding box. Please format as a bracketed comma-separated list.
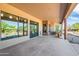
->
[71, 23, 79, 29]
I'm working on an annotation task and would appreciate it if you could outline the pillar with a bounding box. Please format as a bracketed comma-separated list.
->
[0, 10, 1, 40]
[64, 18, 67, 39]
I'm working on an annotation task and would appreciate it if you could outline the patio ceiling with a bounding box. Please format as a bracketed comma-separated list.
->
[9, 3, 74, 23]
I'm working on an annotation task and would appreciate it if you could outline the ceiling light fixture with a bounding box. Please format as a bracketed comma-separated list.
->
[1, 13, 4, 17]
[9, 16, 13, 19]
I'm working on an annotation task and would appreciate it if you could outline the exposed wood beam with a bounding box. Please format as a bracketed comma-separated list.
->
[60, 3, 71, 24]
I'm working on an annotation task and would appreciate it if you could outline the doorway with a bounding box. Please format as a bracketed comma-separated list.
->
[42, 20, 48, 35]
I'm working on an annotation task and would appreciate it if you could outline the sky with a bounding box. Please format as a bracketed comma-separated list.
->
[67, 4, 79, 27]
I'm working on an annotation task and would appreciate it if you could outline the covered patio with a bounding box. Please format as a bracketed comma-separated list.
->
[0, 3, 79, 56]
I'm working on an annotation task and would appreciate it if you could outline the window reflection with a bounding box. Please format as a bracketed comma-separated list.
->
[1, 19, 18, 39]
[18, 22, 23, 36]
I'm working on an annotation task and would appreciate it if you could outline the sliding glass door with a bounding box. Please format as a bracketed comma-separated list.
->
[30, 21, 39, 38]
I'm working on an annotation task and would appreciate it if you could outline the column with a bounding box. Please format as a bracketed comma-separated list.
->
[28, 20, 30, 39]
[64, 18, 67, 39]
[0, 10, 1, 40]
[60, 23, 63, 38]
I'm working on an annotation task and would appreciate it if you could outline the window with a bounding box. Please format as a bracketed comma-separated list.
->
[1, 19, 18, 40]
[18, 18, 28, 36]
[0, 11, 28, 40]
[1, 11, 18, 40]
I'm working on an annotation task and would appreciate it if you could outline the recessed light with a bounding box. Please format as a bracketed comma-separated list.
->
[16, 17, 18, 20]
[1, 13, 3, 17]
[24, 20, 26, 22]
[9, 16, 13, 19]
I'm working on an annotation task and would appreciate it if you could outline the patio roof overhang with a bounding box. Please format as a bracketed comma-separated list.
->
[61, 3, 77, 24]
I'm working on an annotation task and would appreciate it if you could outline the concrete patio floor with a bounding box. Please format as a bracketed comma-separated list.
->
[0, 35, 79, 56]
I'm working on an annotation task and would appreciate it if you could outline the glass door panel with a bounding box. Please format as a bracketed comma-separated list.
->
[30, 21, 39, 38]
